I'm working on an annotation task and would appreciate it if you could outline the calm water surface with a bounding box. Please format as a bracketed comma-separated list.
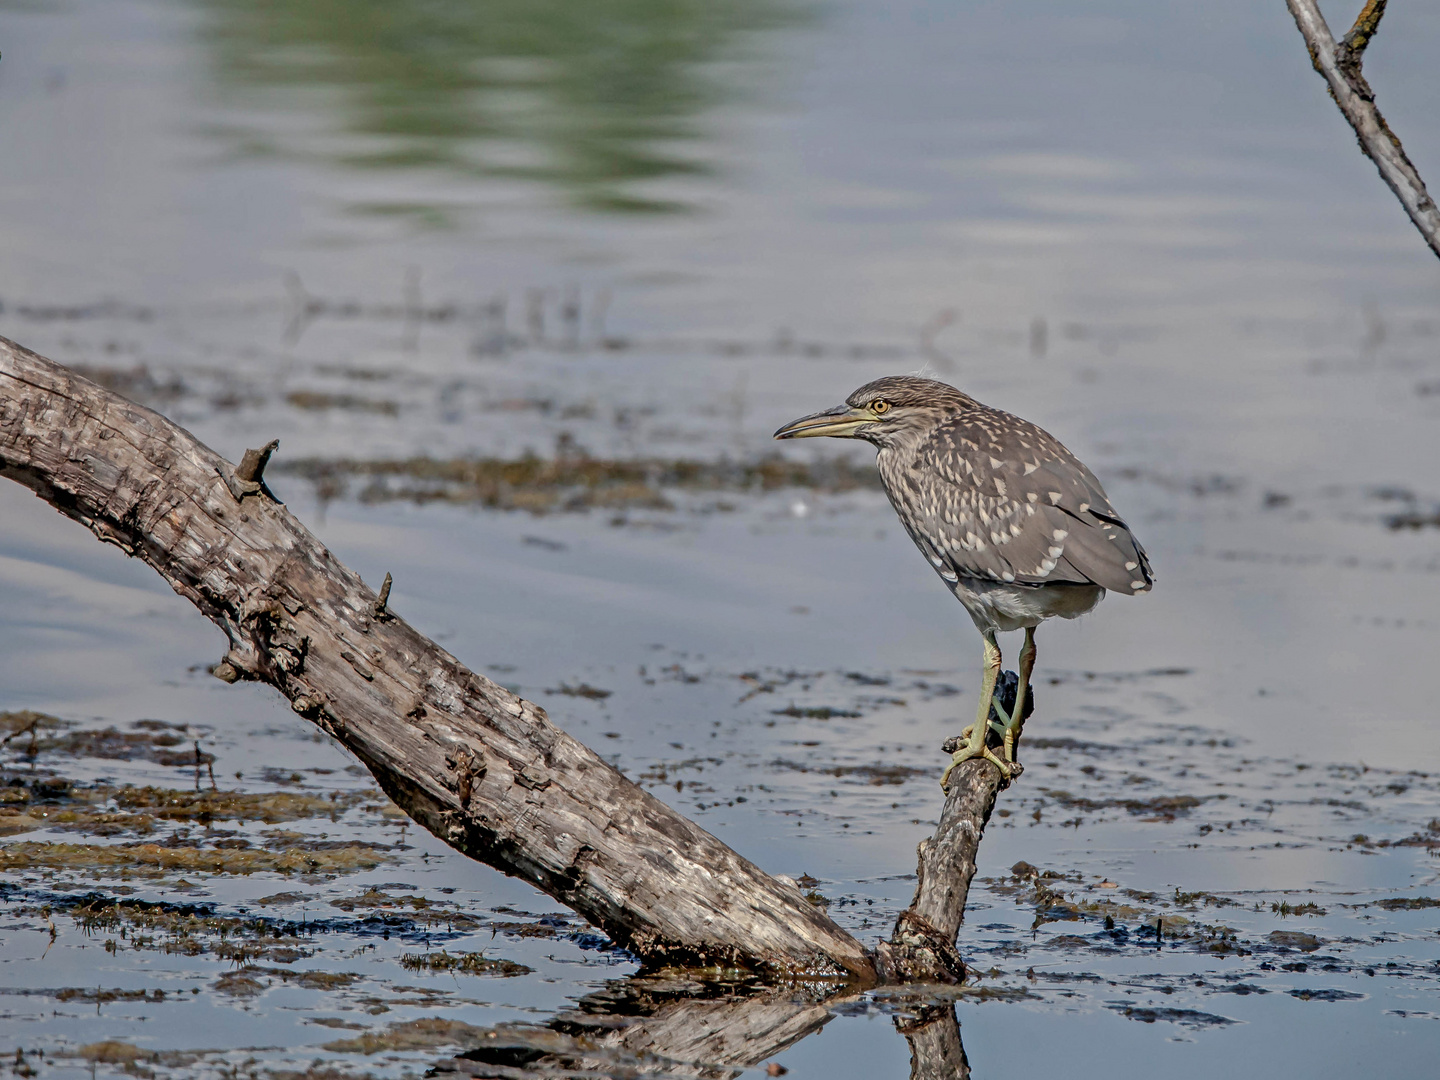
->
[1, 1, 1439, 1076]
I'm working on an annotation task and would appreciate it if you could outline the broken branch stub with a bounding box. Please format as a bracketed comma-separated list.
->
[874, 673, 1024, 983]
[0, 335, 874, 981]
[235, 438, 280, 485]
[224, 438, 280, 501]
[374, 571, 394, 619]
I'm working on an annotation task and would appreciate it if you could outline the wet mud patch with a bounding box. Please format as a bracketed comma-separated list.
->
[286, 390, 400, 416]
[321, 1017, 494, 1055]
[1, 781, 374, 840]
[1, 710, 70, 744]
[7, 888, 380, 965]
[276, 452, 881, 513]
[3, 712, 220, 769]
[768, 758, 930, 785]
[76, 1041, 200, 1069]
[544, 682, 612, 700]
[1036, 789, 1209, 820]
[1, 710, 407, 886]
[0, 872, 562, 1076]
[214, 966, 364, 997]
[0, 836, 391, 877]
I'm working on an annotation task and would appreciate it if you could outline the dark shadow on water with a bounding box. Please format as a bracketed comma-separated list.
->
[193, 0, 806, 216]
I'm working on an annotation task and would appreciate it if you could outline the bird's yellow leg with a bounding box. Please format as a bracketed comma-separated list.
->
[1003, 627, 1037, 764]
[941, 630, 1015, 790]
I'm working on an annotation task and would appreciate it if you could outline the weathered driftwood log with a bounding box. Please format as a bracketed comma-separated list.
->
[0, 335, 867, 978]
[0, 335, 1005, 983]
[1286, 0, 1440, 260]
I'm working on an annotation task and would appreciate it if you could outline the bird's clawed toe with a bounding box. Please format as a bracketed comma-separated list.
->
[939, 677, 1032, 792]
[939, 743, 1021, 792]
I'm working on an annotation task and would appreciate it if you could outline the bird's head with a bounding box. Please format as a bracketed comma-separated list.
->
[772, 375, 976, 448]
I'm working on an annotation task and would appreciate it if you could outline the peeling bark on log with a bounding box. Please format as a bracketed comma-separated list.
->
[0, 335, 872, 980]
[0, 334, 1008, 985]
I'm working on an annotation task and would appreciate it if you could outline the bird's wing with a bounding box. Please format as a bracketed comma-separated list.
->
[895, 411, 1153, 594]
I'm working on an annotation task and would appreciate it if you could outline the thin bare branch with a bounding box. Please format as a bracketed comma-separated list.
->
[1286, 0, 1440, 259]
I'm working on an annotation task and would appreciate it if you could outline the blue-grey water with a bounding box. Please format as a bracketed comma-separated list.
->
[2, 1, 1439, 1076]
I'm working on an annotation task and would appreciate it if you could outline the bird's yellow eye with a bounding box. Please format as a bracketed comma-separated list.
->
[872, 399, 891, 415]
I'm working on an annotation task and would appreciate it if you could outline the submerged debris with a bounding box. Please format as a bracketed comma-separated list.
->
[1107, 1003, 1236, 1028]
[322, 1017, 495, 1055]
[1374, 897, 1440, 910]
[1289, 988, 1366, 1002]
[547, 682, 613, 700]
[399, 950, 533, 977]
[771, 705, 864, 720]
[1269, 931, 1323, 952]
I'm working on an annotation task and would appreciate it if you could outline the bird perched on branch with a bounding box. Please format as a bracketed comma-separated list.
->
[774, 375, 1152, 788]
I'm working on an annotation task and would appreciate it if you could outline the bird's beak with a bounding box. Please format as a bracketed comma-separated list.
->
[772, 404, 873, 440]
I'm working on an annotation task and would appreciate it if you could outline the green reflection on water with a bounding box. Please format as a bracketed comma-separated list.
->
[194, 0, 802, 217]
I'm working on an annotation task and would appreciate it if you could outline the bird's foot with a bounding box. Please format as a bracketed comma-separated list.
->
[940, 720, 1021, 793]
[939, 741, 1022, 791]
[940, 693, 1024, 791]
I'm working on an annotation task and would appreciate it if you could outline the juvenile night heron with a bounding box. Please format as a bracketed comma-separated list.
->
[774, 375, 1152, 788]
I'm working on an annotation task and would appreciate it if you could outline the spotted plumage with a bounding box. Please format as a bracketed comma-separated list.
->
[774, 374, 1153, 784]
[856, 376, 1152, 632]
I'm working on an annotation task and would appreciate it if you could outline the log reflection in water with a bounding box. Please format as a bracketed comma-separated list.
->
[897, 1004, 970, 1080]
[440, 974, 835, 1078]
[438, 975, 973, 1079]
